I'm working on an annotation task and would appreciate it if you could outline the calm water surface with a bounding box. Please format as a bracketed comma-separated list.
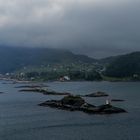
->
[0, 81, 140, 140]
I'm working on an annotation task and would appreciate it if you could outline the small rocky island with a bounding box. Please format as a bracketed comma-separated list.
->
[18, 84, 110, 98]
[18, 84, 126, 114]
[84, 91, 109, 97]
[19, 87, 71, 96]
[111, 99, 125, 102]
[39, 95, 126, 114]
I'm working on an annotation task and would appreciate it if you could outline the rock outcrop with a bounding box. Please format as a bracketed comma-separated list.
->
[19, 88, 71, 96]
[84, 91, 109, 97]
[111, 99, 125, 102]
[39, 95, 126, 114]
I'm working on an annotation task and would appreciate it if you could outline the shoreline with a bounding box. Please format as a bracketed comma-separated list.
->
[1, 77, 140, 84]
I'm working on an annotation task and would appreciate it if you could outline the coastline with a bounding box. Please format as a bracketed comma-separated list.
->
[1, 76, 140, 84]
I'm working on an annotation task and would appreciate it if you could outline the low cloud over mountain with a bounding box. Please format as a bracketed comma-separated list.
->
[0, 0, 140, 57]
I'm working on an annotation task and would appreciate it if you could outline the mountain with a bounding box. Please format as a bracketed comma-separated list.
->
[104, 52, 140, 78]
[98, 55, 120, 65]
[0, 46, 96, 73]
[1, 46, 140, 80]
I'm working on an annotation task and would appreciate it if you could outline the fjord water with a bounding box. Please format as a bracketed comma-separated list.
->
[0, 81, 140, 140]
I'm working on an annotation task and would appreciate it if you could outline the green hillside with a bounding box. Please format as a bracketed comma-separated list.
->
[104, 52, 140, 79]
[0, 46, 96, 73]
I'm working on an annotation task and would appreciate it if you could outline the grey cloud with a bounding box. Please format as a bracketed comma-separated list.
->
[0, 0, 140, 58]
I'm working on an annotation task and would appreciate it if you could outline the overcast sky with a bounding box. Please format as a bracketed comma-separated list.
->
[0, 0, 140, 58]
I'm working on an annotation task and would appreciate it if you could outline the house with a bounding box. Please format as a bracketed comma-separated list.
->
[59, 76, 70, 81]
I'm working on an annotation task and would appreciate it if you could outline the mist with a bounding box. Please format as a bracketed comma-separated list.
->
[0, 0, 140, 58]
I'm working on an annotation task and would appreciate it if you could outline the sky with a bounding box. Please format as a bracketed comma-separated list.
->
[0, 0, 140, 58]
